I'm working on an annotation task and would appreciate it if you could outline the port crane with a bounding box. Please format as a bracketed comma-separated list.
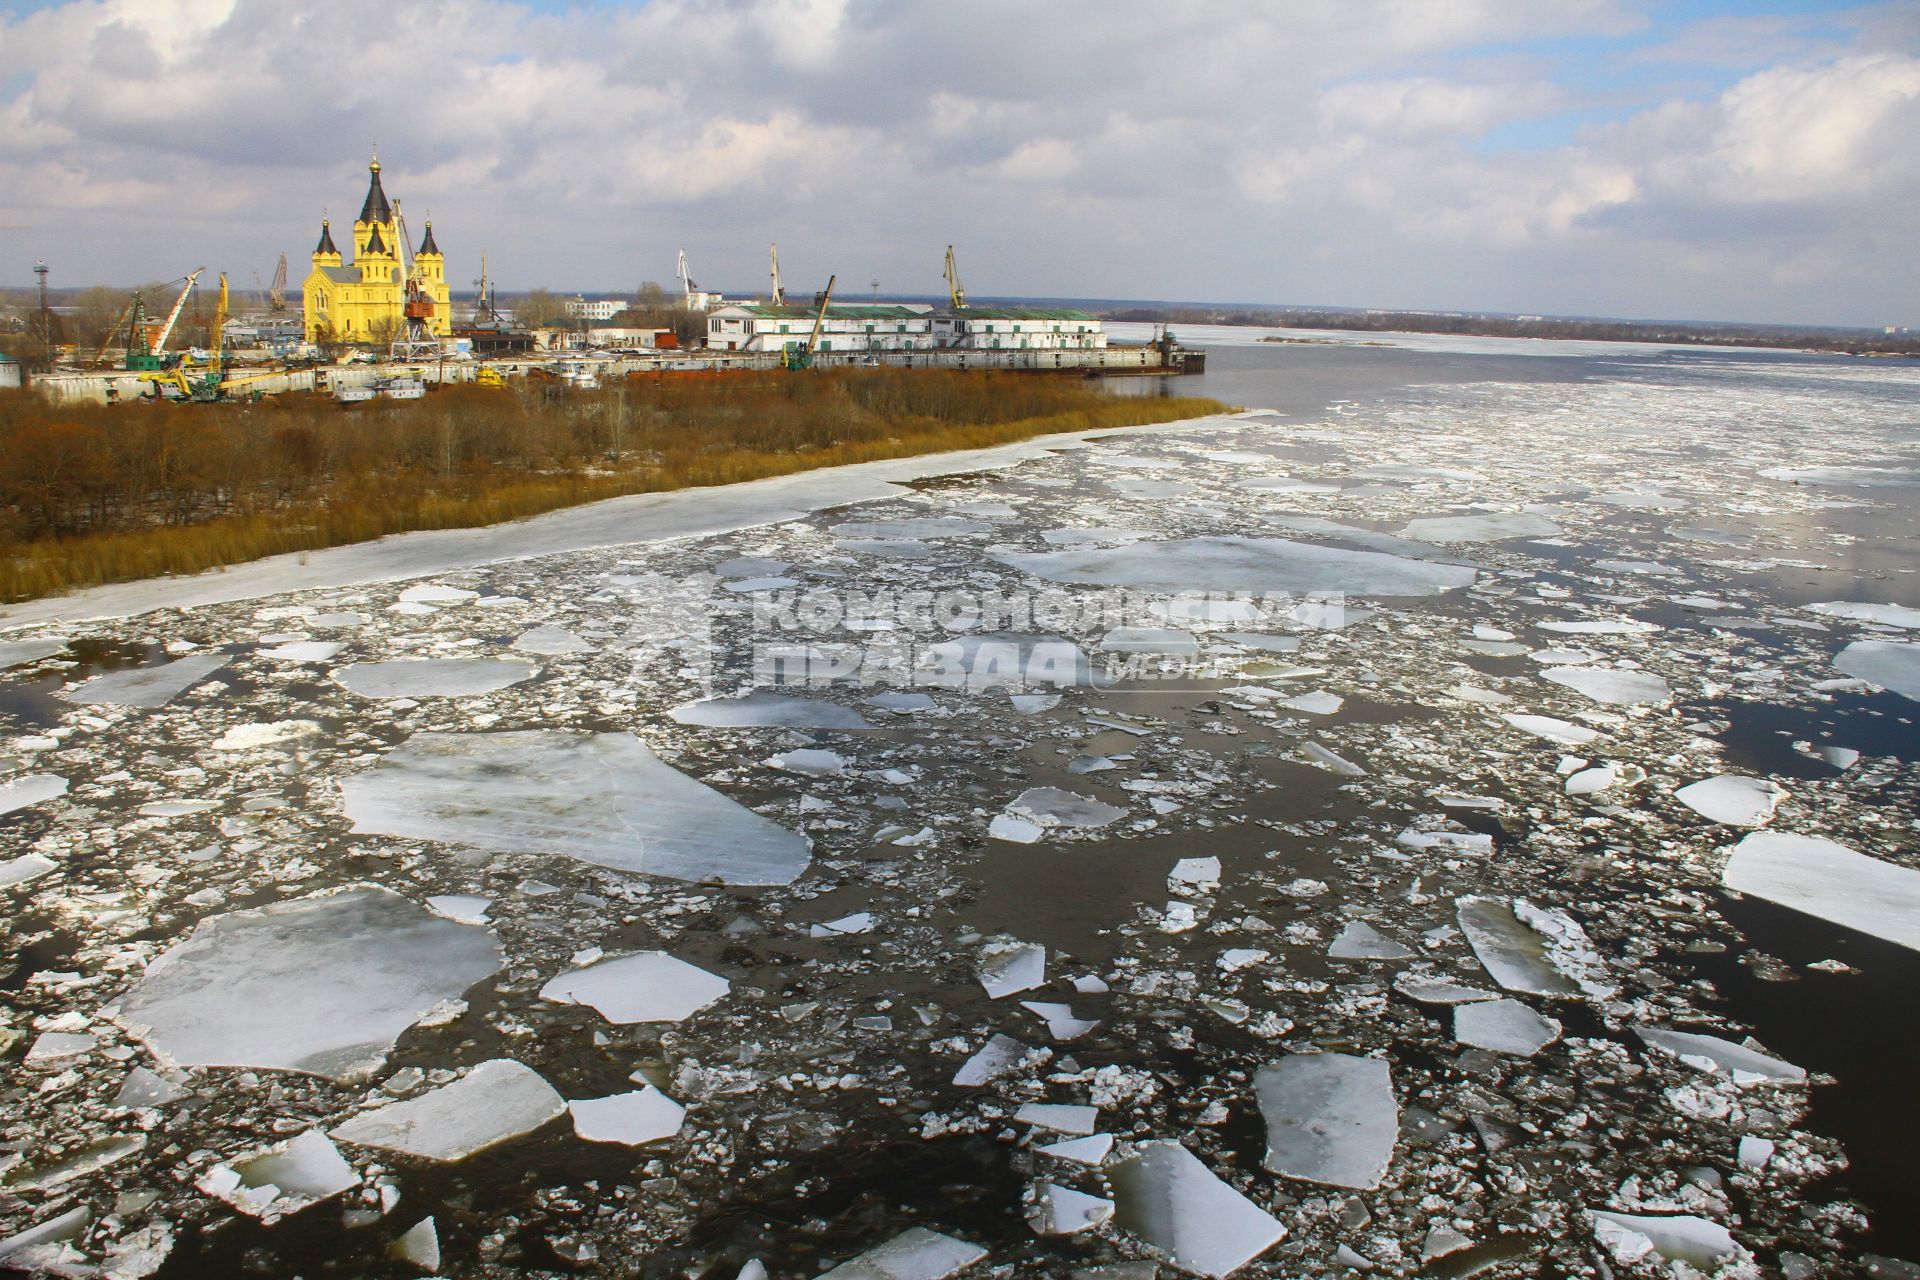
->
[783, 274, 835, 370]
[267, 254, 287, 311]
[390, 201, 441, 362]
[769, 243, 785, 306]
[943, 245, 967, 310]
[106, 270, 202, 370]
[678, 249, 699, 308]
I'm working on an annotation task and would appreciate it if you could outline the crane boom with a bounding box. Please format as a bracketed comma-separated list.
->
[677, 249, 696, 307]
[211, 272, 228, 368]
[769, 243, 784, 306]
[269, 254, 288, 310]
[94, 296, 139, 366]
[152, 268, 204, 354]
[943, 245, 966, 310]
[805, 274, 835, 354]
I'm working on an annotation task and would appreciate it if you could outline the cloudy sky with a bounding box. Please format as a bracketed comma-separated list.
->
[1, 0, 1915, 326]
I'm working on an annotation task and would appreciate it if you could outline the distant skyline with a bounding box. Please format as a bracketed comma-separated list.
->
[0, 0, 1915, 327]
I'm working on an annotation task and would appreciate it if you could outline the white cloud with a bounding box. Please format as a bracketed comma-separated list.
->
[0, 0, 1911, 324]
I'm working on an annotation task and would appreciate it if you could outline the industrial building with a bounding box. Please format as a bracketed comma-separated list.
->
[566, 297, 624, 321]
[301, 156, 451, 345]
[705, 303, 1105, 355]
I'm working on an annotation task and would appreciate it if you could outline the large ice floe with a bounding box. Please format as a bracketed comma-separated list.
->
[58, 652, 229, 707]
[1254, 1053, 1397, 1190]
[1832, 638, 1920, 700]
[1107, 1141, 1286, 1277]
[340, 730, 812, 885]
[993, 536, 1475, 595]
[1722, 831, 1920, 952]
[116, 886, 503, 1079]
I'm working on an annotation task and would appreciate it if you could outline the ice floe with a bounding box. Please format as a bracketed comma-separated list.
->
[1255, 1052, 1397, 1190]
[198, 1130, 358, 1220]
[989, 787, 1126, 843]
[340, 730, 812, 885]
[994, 536, 1475, 595]
[1540, 666, 1671, 706]
[1108, 1139, 1286, 1277]
[0, 772, 65, 816]
[540, 951, 731, 1024]
[1806, 601, 1920, 628]
[333, 658, 538, 699]
[1501, 713, 1601, 746]
[1722, 832, 1920, 952]
[1454, 998, 1562, 1057]
[815, 1226, 987, 1280]
[1636, 1027, 1805, 1083]
[59, 652, 229, 707]
[331, 1060, 566, 1160]
[1832, 639, 1920, 700]
[1673, 774, 1785, 827]
[568, 1086, 686, 1145]
[671, 690, 873, 729]
[117, 886, 503, 1080]
[1400, 512, 1561, 542]
[1589, 1210, 1737, 1268]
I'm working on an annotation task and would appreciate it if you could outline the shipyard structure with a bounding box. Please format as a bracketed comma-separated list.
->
[706, 304, 1107, 355]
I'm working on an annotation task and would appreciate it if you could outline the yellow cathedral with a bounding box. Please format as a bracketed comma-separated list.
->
[302, 156, 451, 344]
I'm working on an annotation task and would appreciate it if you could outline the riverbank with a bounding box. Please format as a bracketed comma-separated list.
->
[0, 371, 1224, 609]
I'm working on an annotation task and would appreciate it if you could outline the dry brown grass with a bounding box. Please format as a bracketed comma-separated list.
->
[0, 371, 1224, 602]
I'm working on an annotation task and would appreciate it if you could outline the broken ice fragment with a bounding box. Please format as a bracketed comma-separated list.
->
[1540, 667, 1671, 706]
[1589, 1210, 1736, 1268]
[1327, 921, 1414, 961]
[1832, 639, 1920, 700]
[569, 1086, 686, 1145]
[1806, 601, 1920, 628]
[511, 624, 591, 655]
[672, 690, 873, 729]
[391, 1217, 442, 1272]
[116, 1066, 188, 1108]
[1673, 775, 1785, 827]
[0, 772, 65, 816]
[1456, 897, 1579, 998]
[1029, 1182, 1114, 1236]
[210, 719, 322, 752]
[1038, 1134, 1114, 1165]
[60, 653, 229, 707]
[1020, 1001, 1099, 1040]
[979, 941, 1046, 999]
[812, 913, 875, 938]
[1393, 973, 1497, 1005]
[953, 1033, 1034, 1086]
[1400, 513, 1559, 542]
[117, 886, 503, 1080]
[1168, 856, 1221, 896]
[1108, 1140, 1286, 1277]
[425, 895, 492, 925]
[0, 853, 57, 889]
[815, 1226, 987, 1280]
[334, 658, 538, 699]
[993, 787, 1125, 842]
[341, 730, 812, 886]
[995, 536, 1474, 596]
[1536, 618, 1658, 635]
[541, 951, 730, 1024]
[1014, 1103, 1098, 1135]
[1636, 1028, 1805, 1083]
[1255, 1053, 1397, 1190]
[1101, 627, 1200, 657]
[0, 1134, 145, 1192]
[1301, 742, 1366, 776]
[1722, 831, 1920, 953]
[198, 1129, 358, 1220]
[1454, 999, 1562, 1057]
[0, 637, 65, 668]
[916, 633, 1110, 691]
[331, 1060, 565, 1160]
[1501, 713, 1600, 746]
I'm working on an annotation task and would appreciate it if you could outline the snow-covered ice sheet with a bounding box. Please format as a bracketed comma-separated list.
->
[340, 730, 812, 886]
[1832, 639, 1920, 700]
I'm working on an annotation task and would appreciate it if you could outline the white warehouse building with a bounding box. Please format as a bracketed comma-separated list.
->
[706, 303, 939, 353]
[705, 304, 1106, 355]
[566, 297, 625, 321]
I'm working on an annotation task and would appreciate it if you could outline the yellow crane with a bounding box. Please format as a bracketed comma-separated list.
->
[784, 274, 835, 370]
[943, 245, 966, 310]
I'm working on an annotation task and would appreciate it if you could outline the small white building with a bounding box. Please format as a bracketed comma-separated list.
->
[566, 297, 625, 321]
[933, 308, 1107, 350]
[706, 303, 939, 354]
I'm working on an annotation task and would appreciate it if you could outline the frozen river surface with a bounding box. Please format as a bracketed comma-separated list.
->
[1, 339, 1918, 1278]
